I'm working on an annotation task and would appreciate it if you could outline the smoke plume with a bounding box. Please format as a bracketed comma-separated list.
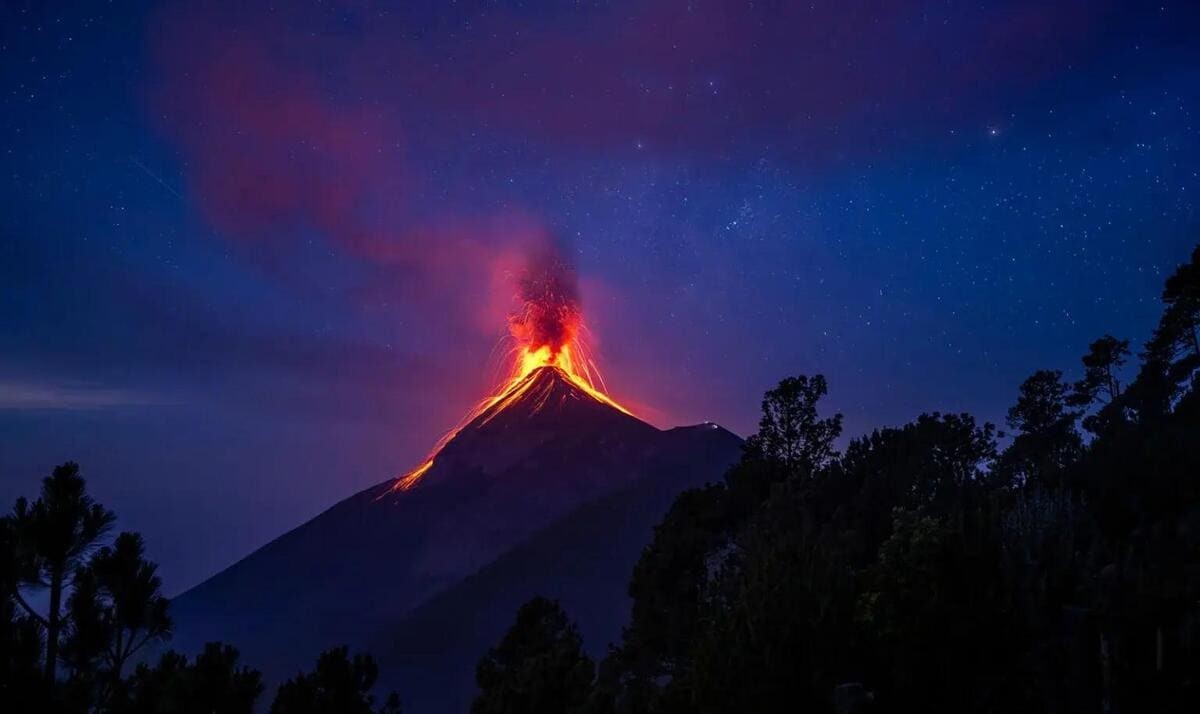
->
[508, 247, 582, 356]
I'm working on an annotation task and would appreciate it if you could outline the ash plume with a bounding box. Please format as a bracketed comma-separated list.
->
[508, 247, 582, 356]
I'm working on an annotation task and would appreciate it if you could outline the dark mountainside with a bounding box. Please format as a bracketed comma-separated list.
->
[370, 423, 741, 714]
[166, 366, 743, 691]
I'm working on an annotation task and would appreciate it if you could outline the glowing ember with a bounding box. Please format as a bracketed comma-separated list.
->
[391, 248, 632, 493]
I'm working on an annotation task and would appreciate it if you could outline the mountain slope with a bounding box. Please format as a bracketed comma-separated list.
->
[369, 423, 741, 714]
[167, 367, 741, 695]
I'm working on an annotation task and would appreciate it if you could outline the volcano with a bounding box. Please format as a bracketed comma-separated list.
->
[167, 362, 741, 711]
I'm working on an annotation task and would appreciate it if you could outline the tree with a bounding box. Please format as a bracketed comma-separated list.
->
[88, 533, 172, 681]
[1072, 335, 1131, 407]
[1069, 335, 1131, 433]
[683, 490, 856, 714]
[60, 564, 112, 707]
[606, 375, 846, 711]
[999, 370, 1082, 489]
[271, 646, 400, 714]
[473, 598, 594, 714]
[855, 507, 1021, 713]
[1134, 246, 1200, 414]
[619, 484, 731, 684]
[0, 517, 47, 710]
[60, 532, 172, 706]
[744, 375, 843, 475]
[121, 643, 263, 714]
[116, 650, 189, 714]
[838, 413, 998, 553]
[9, 462, 115, 682]
[1147, 245, 1200, 365]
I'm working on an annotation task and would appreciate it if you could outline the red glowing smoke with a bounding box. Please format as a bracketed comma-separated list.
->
[508, 249, 582, 357]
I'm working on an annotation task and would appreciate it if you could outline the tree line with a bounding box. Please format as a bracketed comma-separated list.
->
[3, 245, 1198, 712]
[472, 245, 1200, 714]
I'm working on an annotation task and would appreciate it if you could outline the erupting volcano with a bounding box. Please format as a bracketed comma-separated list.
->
[168, 241, 743, 714]
[394, 249, 632, 492]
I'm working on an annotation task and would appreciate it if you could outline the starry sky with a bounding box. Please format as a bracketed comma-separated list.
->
[2, 1, 1198, 594]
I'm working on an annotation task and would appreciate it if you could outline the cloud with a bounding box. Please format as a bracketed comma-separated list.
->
[149, 0, 1102, 270]
[0, 380, 171, 411]
[149, 5, 581, 342]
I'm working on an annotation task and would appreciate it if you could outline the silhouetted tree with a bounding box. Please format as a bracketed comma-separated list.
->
[1072, 335, 1131, 407]
[473, 597, 594, 714]
[9, 462, 115, 683]
[1147, 245, 1200, 366]
[120, 643, 263, 714]
[271, 646, 400, 714]
[59, 532, 172, 708]
[603, 375, 844, 712]
[1070, 335, 1131, 434]
[1128, 246, 1200, 419]
[116, 650, 189, 714]
[89, 533, 172, 680]
[618, 483, 730, 690]
[0, 517, 47, 710]
[744, 374, 843, 476]
[60, 564, 112, 708]
[999, 370, 1082, 489]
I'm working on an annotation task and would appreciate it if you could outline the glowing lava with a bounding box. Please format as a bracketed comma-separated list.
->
[391, 242, 634, 493]
[392, 338, 632, 493]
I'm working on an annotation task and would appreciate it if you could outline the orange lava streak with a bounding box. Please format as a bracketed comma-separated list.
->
[392, 338, 631, 493]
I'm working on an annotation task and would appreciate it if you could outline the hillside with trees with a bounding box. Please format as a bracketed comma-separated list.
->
[472, 246, 1200, 714]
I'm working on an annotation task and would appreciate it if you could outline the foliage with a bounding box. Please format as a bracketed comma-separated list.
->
[578, 244, 1200, 713]
[472, 597, 594, 714]
[743, 374, 843, 475]
[9, 462, 116, 683]
[116, 643, 264, 714]
[271, 646, 401, 714]
[998, 369, 1083, 489]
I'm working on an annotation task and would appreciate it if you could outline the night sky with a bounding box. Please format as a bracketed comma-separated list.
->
[2, 1, 1198, 594]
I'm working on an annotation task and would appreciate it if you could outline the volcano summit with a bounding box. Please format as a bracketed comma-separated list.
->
[168, 360, 740, 712]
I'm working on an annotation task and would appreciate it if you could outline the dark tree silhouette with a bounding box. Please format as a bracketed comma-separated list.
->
[1070, 335, 1132, 434]
[621, 484, 731, 682]
[603, 374, 844, 713]
[1072, 335, 1131, 407]
[0, 517, 47, 710]
[125, 643, 264, 714]
[88, 533, 172, 680]
[1147, 245, 1200, 365]
[595, 247, 1200, 713]
[744, 374, 843, 475]
[999, 370, 1082, 488]
[271, 646, 401, 714]
[59, 532, 172, 708]
[473, 597, 594, 714]
[9, 462, 115, 683]
[1132, 246, 1200, 416]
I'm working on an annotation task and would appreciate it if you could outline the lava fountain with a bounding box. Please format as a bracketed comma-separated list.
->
[392, 250, 632, 492]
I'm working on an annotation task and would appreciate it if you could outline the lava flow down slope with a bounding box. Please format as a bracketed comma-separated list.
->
[166, 249, 742, 709]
